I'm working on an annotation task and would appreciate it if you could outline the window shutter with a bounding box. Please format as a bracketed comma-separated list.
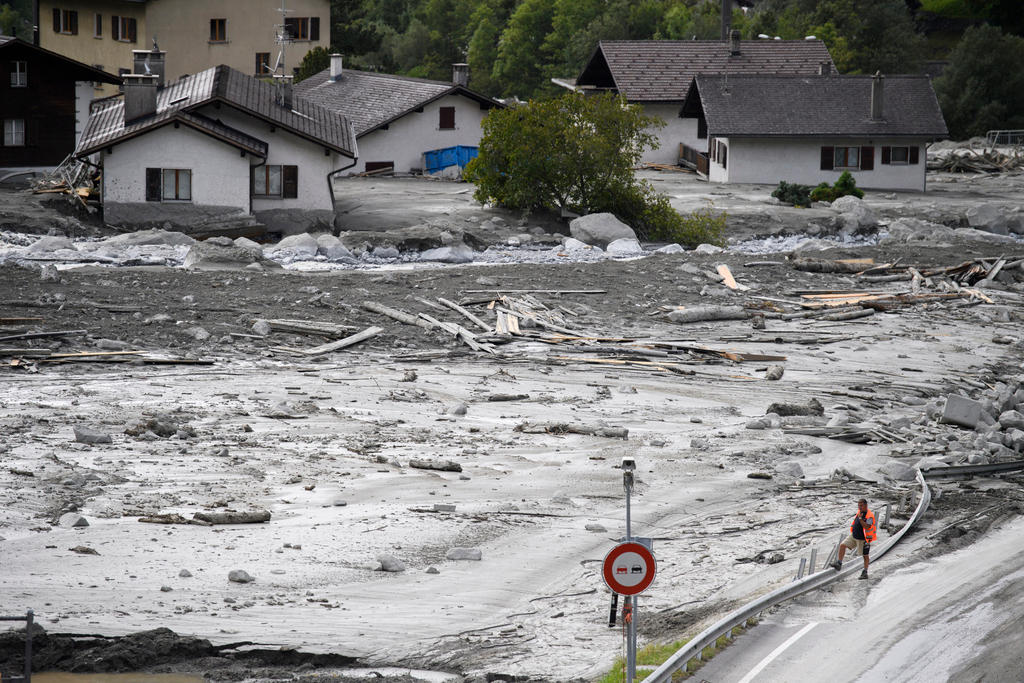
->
[145, 168, 162, 202]
[439, 106, 455, 129]
[112, 16, 120, 41]
[880, 146, 891, 165]
[697, 117, 707, 140]
[721, 144, 727, 170]
[909, 146, 919, 165]
[820, 146, 834, 171]
[26, 118, 38, 146]
[53, 8, 60, 32]
[128, 18, 137, 43]
[860, 146, 874, 170]
[282, 165, 298, 198]
[70, 10, 78, 35]
[310, 17, 320, 41]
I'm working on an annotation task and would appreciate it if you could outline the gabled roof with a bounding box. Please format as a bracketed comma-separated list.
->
[0, 36, 121, 84]
[294, 67, 500, 136]
[683, 74, 948, 138]
[576, 40, 835, 102]
[76, 65, 356, 157]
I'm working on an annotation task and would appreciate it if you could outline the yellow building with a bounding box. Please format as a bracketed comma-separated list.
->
[38, 0, 329, 96]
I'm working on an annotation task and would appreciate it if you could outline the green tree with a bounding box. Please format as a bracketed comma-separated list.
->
[491, 0, 556, 97]
[295, 47, 332, 83]
[467, 4, 502, 95]
[464, 92, 724, 245]
[934, 24, 1024, 139]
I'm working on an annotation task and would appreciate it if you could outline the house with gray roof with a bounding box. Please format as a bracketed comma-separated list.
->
[295, 56, 501, 175]
[680, 73, 948, 191]
[75, 47, 357, 233]
[561, 33, 835, 165]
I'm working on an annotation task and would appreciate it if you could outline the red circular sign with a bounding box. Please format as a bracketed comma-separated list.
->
[602, 541, 656, 595]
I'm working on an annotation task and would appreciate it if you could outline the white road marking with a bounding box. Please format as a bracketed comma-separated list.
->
[736, 622, 819, 683]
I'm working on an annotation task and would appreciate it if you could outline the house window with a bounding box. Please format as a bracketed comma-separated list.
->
[364, 161, 394, 174]
[255, 52, 271, 75]
[284, 17, 319, 41]
[253, 165, 298, 198]
[52, 8, 78, 35]
[881, 145, 919, 165]
[833, 146, 860, 169]
[715, 140, 727, 169]
[210, 18, 227, 42]
[4, 119, 26, 146]
[145, 169, 191, 201]
[112, 16, 137, 43]
[10, 61, 27, 87]
[94, 13, 102, 38]
[439, 106, 455, 130]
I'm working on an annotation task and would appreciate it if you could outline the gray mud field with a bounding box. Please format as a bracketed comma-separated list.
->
[2, 169, 1024, 682]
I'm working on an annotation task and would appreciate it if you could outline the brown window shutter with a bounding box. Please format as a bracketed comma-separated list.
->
[721, 144, 727, 170]
[112, 16, 119, 41]
[70, 10, 78, 34]
[697, 117, 707, 140]
[282, 165, 298, 198]
[909, 146, 919, 164]
[145, 168, 162, 202]
[53, 8, 60, 32]
[310, 17, 320, 41]
[820, 146, 834, 171]
[880, 146, 891, 164]
[860, 146, 874, 170]
[439, 106, 455, 129]
[128, 18, 137, 43]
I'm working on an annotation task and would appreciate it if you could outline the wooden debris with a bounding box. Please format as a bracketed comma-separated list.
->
[0, 329, 87, 343]
[437, 297, 492, 332]
[193, 510, 272, 525]
[715, 264, 749, 291]
[260, 319, 356, 337]
[668, 305, 749, 324]
[791, 257, 873, 274]
[139, 513, 213, 526]
[362, 300, 434, 330]
[409, 459, 463, 473]
[515, 421, 628, 439]
[818, 307, 875, 322]
[461, 289, 607, 294]
[928, 148, 1024, 173]
[273, 326, 383, 356]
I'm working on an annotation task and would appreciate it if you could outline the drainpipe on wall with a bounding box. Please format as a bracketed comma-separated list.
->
[326, 122, 360, 231]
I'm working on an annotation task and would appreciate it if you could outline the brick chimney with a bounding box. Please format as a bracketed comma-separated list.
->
[452, 63, 469, 88]
[729, 29, 741, 56]
[330, 53, 343, 81]
[870, 71, 884, 121]
[132, 46, 166, 88]
[123, 74, 158, 123]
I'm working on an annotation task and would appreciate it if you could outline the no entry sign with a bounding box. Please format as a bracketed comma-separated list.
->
[602, 541, 656, 595]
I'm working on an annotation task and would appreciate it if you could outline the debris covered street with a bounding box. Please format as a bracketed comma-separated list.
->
[1, 168, 1024, 682]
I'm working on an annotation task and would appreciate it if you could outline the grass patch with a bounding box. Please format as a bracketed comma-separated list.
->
[597, 620, 760, 681]
[920, 0, 985, 18]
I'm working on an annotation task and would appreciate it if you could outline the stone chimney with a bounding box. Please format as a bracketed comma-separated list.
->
[123, 74, 158, 123]
[729, 29, 741, 56]
[275, 74, 294, 110]
[330, 53, 343, 81]
[452, 63, 469, 88]
[819, 61, 831, 76]
[721, 0, 731, 41]
[132, 46, 166, 88]
[870, 71, 884, 121]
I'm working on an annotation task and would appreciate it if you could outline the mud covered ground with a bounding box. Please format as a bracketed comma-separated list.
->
[1, 170, 1024, 683]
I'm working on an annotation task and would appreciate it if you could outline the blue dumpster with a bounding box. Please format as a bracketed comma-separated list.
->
[423, 145, 478, 174]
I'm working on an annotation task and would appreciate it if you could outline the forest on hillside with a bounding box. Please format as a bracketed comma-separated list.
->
[325, 0, 1021, 99]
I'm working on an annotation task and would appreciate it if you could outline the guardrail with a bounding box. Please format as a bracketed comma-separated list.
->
[0, 609, 34, 683]
[644, 471, 932, 682]
[986, 129, 1024, 145]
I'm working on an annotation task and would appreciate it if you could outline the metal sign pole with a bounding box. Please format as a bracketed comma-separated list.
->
[623, 460, 635, 683]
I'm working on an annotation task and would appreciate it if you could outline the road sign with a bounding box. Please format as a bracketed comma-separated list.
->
[602, 541, 656, 596]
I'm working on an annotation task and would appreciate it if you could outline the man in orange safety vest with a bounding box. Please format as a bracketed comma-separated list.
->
[830, 498, 876, 579]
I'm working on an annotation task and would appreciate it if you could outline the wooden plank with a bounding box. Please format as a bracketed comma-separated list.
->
[461, 289, 607, 294]
[0, 329, 87, 343]
[0, 318, 44, 325]
[361, 301, 433, 330]
[437, 297, 491, 332]
[281, 326, 384, 356]
[715, 264, 749, 291]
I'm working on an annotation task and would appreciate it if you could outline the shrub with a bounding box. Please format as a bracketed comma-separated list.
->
[810, 171, 865, 202]
[592, 183, 726, 246]
[771, 181, 812, 207]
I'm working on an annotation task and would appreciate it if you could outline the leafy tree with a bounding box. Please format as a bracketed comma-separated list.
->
[464, 93, 724, 246]
[295, 47, 332, 83]
[491, 0, 555, 97]
[0, 1, 31, 39]
[466, 4, 502, 94]
[934, 24, 1024, 139]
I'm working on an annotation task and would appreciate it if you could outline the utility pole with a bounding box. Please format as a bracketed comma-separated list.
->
[622, 457, 636, 683]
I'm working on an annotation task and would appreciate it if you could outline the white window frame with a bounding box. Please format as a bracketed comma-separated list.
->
[162, 169, 192, 201]
[10, 61, 27, 87]
[889, 146, 910, 165]
[834, 146, 860, 170]
[253, 165, 283, 197]
[4, 119, 26, 146]
[56, 9, 76, 34]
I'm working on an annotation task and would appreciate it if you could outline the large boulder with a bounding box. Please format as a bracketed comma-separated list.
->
[606, 237, 644, 256]
[966, 204, 1016, 235]
[833, 199, 876, 235]
[420, 244, 475, 263]
[263, 233, 319, 262]
[24, 235, 77, 254]
[569, 213, 637, 248]
[99, 229, 197, 247]
[183, 236, 279, 270]
[315, 233, 356, 262]
[829, 195, 863, 214]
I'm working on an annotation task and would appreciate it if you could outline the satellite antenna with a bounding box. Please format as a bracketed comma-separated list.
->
[272, 0, 293, 76]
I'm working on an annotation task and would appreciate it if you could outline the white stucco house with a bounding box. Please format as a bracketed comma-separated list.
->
[680, 73, 948, 191]
[75, 48, 357, 233]
[559, 33, 835, 165]
[294, 56, 502, 175]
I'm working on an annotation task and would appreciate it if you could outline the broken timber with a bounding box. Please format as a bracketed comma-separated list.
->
[272, 326, 383, 356]
[515, 421, 628, 439]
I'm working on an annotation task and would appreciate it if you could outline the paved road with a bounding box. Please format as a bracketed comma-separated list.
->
[694, 516, 1024, 682]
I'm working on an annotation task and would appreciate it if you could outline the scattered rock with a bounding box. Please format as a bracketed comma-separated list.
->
[316, 233, 356, 262]
[569, 213, 637, 248]
[942, 394, 983, 429]
[656, 243, 684, 254]
[58, 513, 89, 528]
[448, 403, 468, 416]
[765, 365, 785, 381]
[585, 523, 607, 532]
[775, 462, 804, 478]
[378, 555, 406, 572]
[694, 243, 724, 254]
[420, 244, 475, 263]
[73, 426, 112, 445]
[179, 569, 193, 578]
[160, 585, 173, 592]
[878, 461, 916, 481]
[425, 566, 440, 574]
[228, 569, 254, 583]
[251, 320, 272, 336]
[560, 237, 598, 252]
[69, 546, 99, 555]
[765, 398, 824, 417]
[446, 547, 482, 561]
[998, 410, 1024, 431]
[264, 233, 320, 262]
[747, 472, 773, 480]
[409, 459, 463, 473]
[605, 237, 644, 256]
[95, 338, 133, 351]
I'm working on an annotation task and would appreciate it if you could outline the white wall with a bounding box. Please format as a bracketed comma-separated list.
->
[638, 103, 700, 165]
[74, 81, 95, 145]
[204, 105, 347, 211]
[102, 123, 250, 206]
[352, 93, 490, 174]
[709, 137, 928, 191]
